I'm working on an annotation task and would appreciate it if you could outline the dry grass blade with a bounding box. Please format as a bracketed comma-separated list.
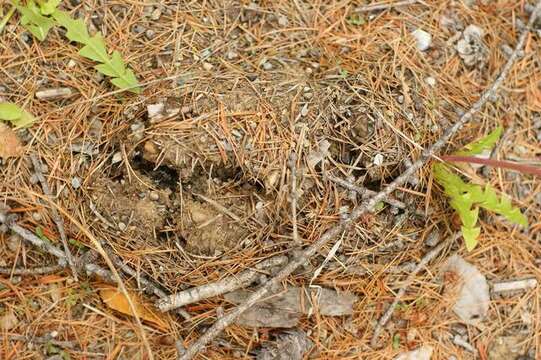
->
[355, 0, 421, 13]
[178, 3, 541, 357]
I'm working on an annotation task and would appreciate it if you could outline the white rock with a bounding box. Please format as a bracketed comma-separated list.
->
[411, 29, 432, 51]
[111, 151, 122, 164]
[395, 345, 433, 360]
[443, 255, 490, 326]
[202, 62, 214, 71]
[425, 76, 437, 87]
[71, 177, 82, 189]
[373, 153, 384, 166]
[147, 103, 165, 119]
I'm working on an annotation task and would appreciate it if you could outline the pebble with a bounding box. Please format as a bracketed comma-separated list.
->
[150, 8, 162, 21]
[111, 152, 123, 164]
[425, 229, 440, 247]
[7, 234, 22, 252]
[277, 16, 289, 27]
[118, 222, 127, 231]
[262, 61, 273, 70]
[71, 177, 82, 189]
[373, 153, 384, 166]
[145, 29, 155, 40]
[202, 62, 214, 71]
[303, 92, 313, 100]
[32, 212, 42, 222]
[67, 59, 77, 68]
[226, 51, 238, 60]
[149, 191, 160, 201]
[411, 29, 432, 51]
[132, 24, 145, 34]
[425, 76, 437, 86]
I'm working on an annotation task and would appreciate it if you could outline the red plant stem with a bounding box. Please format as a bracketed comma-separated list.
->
[441, 155, 541, 176]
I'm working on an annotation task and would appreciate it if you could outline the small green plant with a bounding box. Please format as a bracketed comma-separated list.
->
[433, 126, 528, 251]
[12, 0, 141, 93]
[0, 102, 36, 127]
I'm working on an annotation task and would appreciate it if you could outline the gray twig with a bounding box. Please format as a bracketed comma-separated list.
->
[157, 255, 288, 312]
[326, 175, 423, 215]
[0, 264, 63, 276]
[0, 334, 77, 349]
[355, 0, 420, 13]
[289, 152, 300, 245]
[30, 154, 78, 281]
[178, 4, 541, 357]
[370, 233, 459, 347]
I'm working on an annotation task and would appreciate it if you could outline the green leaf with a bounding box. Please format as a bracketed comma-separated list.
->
[51, 10, 90, 43]
[11, 109, 36, 128]
[0, 102, 23, 121]
[461, 226, 481, 251]
[456, 126, 503, 156]
[392, 333, 400, 350]
[94, 51, 125, 77]
[16, 1, 55, 41]
[38, 0, 61, 15]
[347, 15, 365, 26]
[110, 69, 141, 93]
[78, 33, 109, 63]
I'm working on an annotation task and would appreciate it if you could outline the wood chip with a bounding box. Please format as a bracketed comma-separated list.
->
[35, 87, 73, 100]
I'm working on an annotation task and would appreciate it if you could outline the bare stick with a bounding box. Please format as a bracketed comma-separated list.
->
[355, 0, 419, 13]
[289, 152, 300, 245]
[0, 264, 63, 276]
[193, 193, 241, 222]
[370, 233, 459, 346]
[326, 175, 419, 213]
[178, 5, 541, 357]
[0, 334, 76, 349]
[30, 154, 78, 280]
[157, 255, 288, 312]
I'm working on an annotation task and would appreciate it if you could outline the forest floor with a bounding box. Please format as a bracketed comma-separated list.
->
[1, 1, 541, 359]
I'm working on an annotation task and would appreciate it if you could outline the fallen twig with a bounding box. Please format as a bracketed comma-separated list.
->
[289, 152, 301, 245]
[326, 174, 422, 215]
[30, 154, 78, 280]
[193, 193, 241, 222]
[0, 264, 63, 276]
[157, 255, 288, 312]
[491, 278, 538, 294]
[0, 334, 77, 349]
[355, 0, 420, 13]
[370, 233, 459, 347]
[178, 3, 541, 357]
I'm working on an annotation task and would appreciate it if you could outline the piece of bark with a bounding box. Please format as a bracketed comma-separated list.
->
[256, 330, 313, 360]
[35, 87, 73, 100]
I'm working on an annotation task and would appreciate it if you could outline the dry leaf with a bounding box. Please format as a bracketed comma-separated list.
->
[443, 255, 489, 326]
[99, 287, 168, 329]
[0, 311, 19, 330]
[0, 123, 23, 158]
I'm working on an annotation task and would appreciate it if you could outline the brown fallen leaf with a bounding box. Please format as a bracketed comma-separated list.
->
[0, 123, 23, 158]
[99, 286, 168, 330]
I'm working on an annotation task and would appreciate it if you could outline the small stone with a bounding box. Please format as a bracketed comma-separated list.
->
[111, 152, 122, 164]
[425, 76, 437, 86]
[202, 62, 213, 71]
[425, 229, 440, 247]
[411, 29, 432, 51]
[118, 222, 127, 231]
[32, 212, 42, 222]
[67, 59, 77, 68]
[373, 153, 384, 166]
[149, 191, 160, 201]
[7, 234, 22, 252]
[303, 92, 313, 100]
[145, 29, 155, 40]
[226, 51, 238, 60]
[132, 24, 145, 34]
[262, 61, 273, 70]
[150, 8, 162, 20]
[71, 177, 82, 189]
[277, 16, 289, 27]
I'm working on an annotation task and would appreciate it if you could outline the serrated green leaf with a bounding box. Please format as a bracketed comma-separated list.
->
[94, 51, 125, 77]
[110, 68, 141, 94]
[39, 0, 61, 15]
[78, 33, 109, 63]
[16, 1, 55, 41]
[0, 102, 23, 121]
[456, 126, 503, 156]
[461, 226, 481, 251]
[51, 10, 90, 43]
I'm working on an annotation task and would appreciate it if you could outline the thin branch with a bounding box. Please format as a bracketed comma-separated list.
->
[441, 155, 541, 176]
[0, 334, 77, 349]
[289, 152, 300, 245]
[30, 154, 78, 280]
[0, 264, 63, 276]
[178, 4, 541, 357]
[157, 255, 288, 312]
[326, 175, 423, 215]
[370, 233, 459, 347]
[355, 0, 420, 13]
